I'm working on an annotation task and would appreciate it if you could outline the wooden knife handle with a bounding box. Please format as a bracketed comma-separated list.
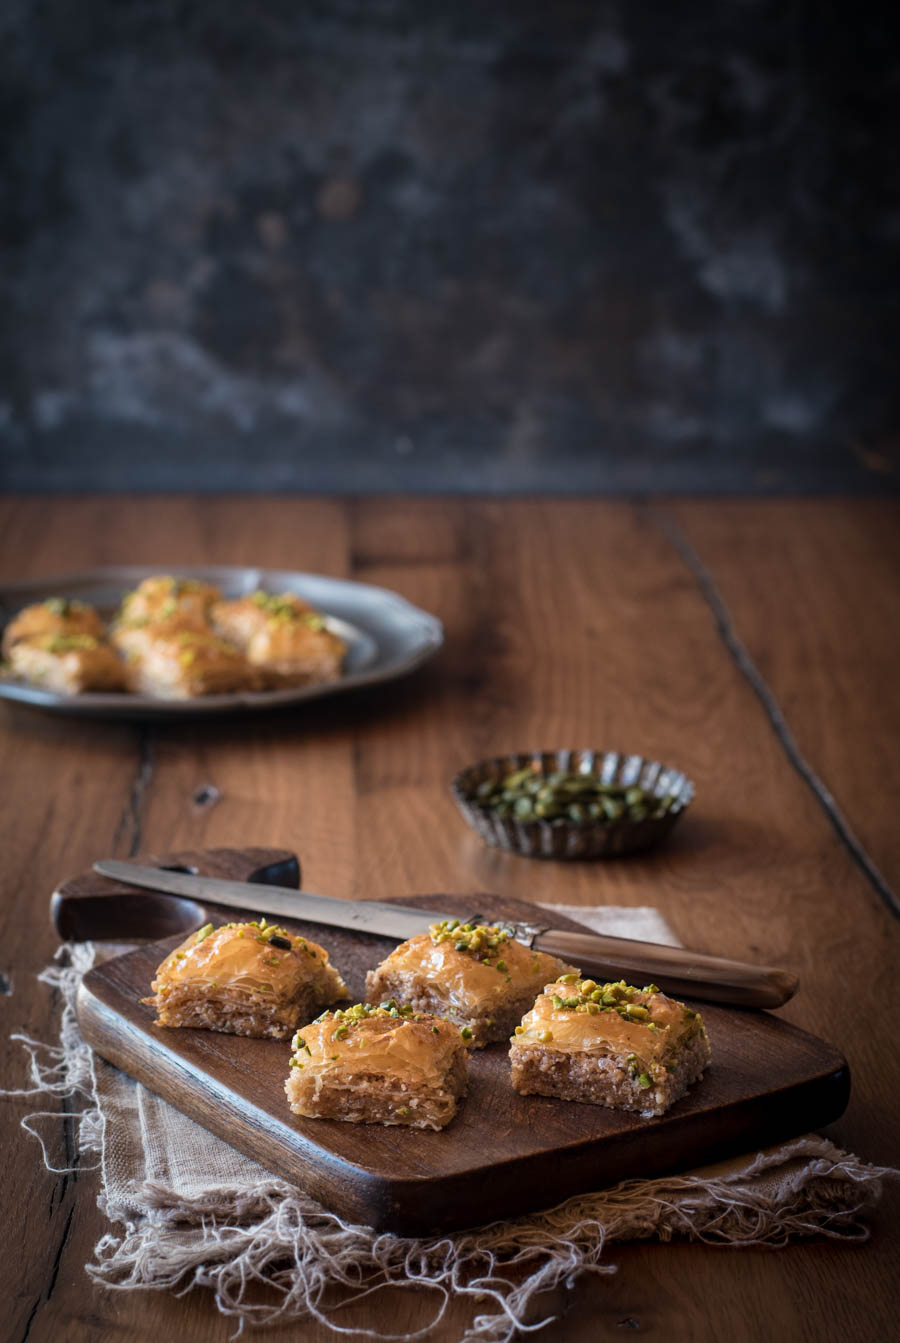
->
[533, 928, 798, 1009]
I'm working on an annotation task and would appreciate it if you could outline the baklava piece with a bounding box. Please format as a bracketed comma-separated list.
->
[509, 976, 711, 1117]
[7, 632, 126, 694]
[211, 590, 345, 687]
[126, 628, 253, 698]
[117, 574, 221, 627]
[365, 920, 576, 1049]
[2, 597, 105, 657]
[145, 919, 349, 1040]
[285, 1001, 468, 1129]
[111, 575, 221, 659]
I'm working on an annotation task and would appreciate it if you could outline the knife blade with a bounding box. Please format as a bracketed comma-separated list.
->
[92, 860, 798, 1009]
[93, 859, 437, 940]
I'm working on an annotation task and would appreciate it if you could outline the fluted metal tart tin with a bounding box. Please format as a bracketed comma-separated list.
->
[451, 749, 694, 860]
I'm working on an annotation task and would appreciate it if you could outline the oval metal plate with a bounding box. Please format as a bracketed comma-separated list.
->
[0, 565, 443, 718]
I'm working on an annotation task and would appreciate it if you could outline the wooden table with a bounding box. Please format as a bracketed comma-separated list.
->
[2, 495, 898, 1342]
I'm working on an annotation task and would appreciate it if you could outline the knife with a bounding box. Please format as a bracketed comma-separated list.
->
[92, 859, 798, 1009]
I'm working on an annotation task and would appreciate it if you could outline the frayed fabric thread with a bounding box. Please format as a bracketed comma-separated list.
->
[4, 945, 896, 1342]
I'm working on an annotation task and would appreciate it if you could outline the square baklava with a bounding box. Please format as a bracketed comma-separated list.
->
[7, 631, 126, 693]
[2, 597, 105, 657]
[509, 976, 710, 1116]
[125, 628, 254, 697]
[285, 1001, 468, 1129]
[365, 920, 576, 1049]
[211, 591, 345, 687]
[145, 919, 349, 1040]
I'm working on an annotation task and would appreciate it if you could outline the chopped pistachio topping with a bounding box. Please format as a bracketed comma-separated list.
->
[396, 1106, 411, 1117]
[195, 923, 214, 943]
[44, 597, 71, 615]
[249, 590, 324, 628]
[312, 1000, 430, 1028]
[428, 919, 517, 971]
[546, 977, 669, 1024]
[40, 633, 98, 653]
[460, 1025, 473, 1040]
[247, 921, 316, 955]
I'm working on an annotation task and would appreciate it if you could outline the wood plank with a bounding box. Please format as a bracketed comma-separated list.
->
[669, 498, 900, 898]
[1, 495, 896, 1343]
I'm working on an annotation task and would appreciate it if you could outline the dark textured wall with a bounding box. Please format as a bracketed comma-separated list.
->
[1, 1, 898, 492]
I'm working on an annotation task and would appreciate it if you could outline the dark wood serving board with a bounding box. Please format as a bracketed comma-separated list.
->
[63, 848, 850, 1235]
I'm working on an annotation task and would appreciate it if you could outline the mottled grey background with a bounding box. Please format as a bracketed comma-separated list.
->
[1, 0, 898, 492]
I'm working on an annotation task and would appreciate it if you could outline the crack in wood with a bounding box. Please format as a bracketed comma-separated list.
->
[112, 728, 155, 858]
[651, 505, 900, 921]
[19, 1207, 74, 1343]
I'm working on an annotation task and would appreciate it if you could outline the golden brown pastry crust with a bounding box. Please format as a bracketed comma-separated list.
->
[284, 1003, 468, 1129]
[365, 921, 575, 1048]
[145, 920, 349, 1040]
[125, 628, 255, 698]
[509, 977, 711, 1116]
[117, 575, 221, 628]
[7, 634, 127, 693]
[2, 599, 104, 657]
[211, 591, 345, 687]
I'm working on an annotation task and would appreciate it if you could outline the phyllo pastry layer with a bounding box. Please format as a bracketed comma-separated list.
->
[285, 1001, 468, 1129]
[116, 575, 221, 628]
[509, 977, 710, 1117]
[111, 576, 223, 661]
[7, 632, 126, 693]
[2, 598, 105, 657]
[211, 590, 345, 687]
[145, 919, 349, 1039]
[125, 628, 253, 697]
[365, 920, 575, 1049]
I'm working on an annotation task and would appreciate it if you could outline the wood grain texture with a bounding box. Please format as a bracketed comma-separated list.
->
[670, 498, 900, 898]
[1, 495, 897, 1342]
[70, 848, 847, 1234]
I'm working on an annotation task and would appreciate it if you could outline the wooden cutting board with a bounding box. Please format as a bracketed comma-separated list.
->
[64, 847, 850, 1235]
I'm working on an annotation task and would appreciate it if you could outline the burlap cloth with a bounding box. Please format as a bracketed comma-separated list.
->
[7, 907, 894, 1341]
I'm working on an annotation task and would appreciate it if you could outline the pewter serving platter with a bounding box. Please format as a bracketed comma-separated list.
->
[0, 565, 443, 718]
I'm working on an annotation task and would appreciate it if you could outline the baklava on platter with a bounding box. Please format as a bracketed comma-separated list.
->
[126, 629, 253, 698]
[211, 590, 345, 687]
[111, 576, 222, 660]
[2, 597, 105, 655]
[510, 976, 710, 1117]
[365, 920, 576, 1048]
[145, 919, 349, 1039]
[117, 575, 221, 628]
[285, 1001, 469, 1129]
[6, 633, 126, 693]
